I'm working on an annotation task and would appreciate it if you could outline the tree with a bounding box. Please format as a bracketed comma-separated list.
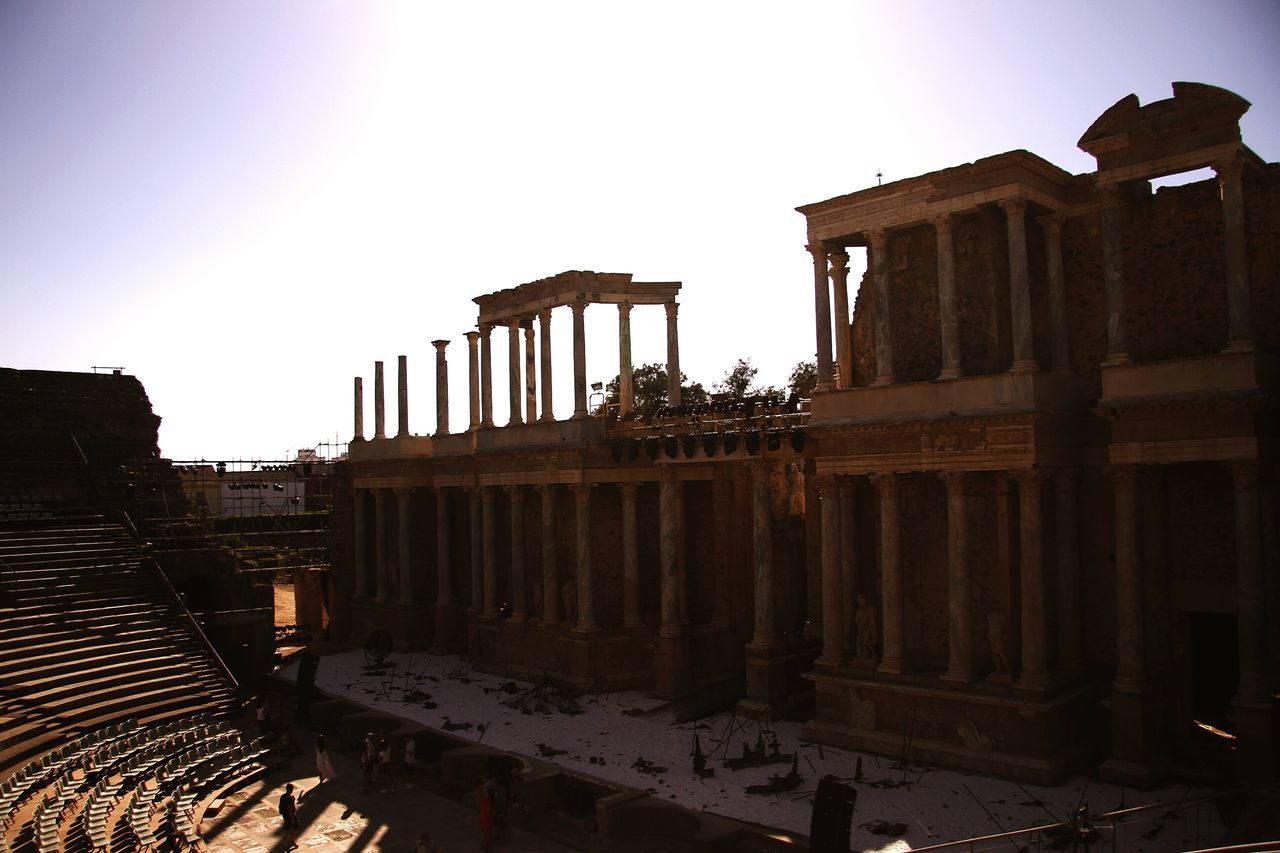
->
[715, 358, 758, 399]
[601, 363, 708, 417]
[787, 360, 818, 398]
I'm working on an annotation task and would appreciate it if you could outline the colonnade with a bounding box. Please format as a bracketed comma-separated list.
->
[350, 471, 752, 636]
[812, 468, 1081, 689]
[810, 199, 1073, 392]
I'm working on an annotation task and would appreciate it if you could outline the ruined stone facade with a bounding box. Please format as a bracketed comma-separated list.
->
[334, 84, 1276, 785]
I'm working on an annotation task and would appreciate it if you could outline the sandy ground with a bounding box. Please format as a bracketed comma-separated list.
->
[279, 650, 1229, 852]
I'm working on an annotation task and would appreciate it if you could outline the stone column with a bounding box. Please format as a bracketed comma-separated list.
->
[352, 488, 367, 598]
[571, 300, 588, 419]
[816, 476, 843, 666]
[665, 302, 682, 407]
[868, 229, 895, 385]
[808, 242, 834, 392]
[539, 485, 559, 626]
[749, 462, 776, 648]
[1055, 468, 1083, 676]
[373, 488, 389, 600]
[524, 324, 537, 424]
[480, 324, 495, 428]
[1002, 198, 1037, 372]
[933, 214, 962, 379]
[395, 487, 413, 604]
[1216, 156, 1254, 351]
[538, 309, 554, 422]
[838, 481, 857, 650]
[618, 302, 634, 416]
[659, 469, 682, 638]
[571, 484, 597, 631]
[373, 360, 386, 439]
[676, 477, 688, 625]
[621, 482, 641, 627]
[397, 354, 410, 437]
[711, 478, 732, 628]
[829, 248, 853, 389]
[435, 488, 453, 605]
[353, 377, 365, 440]
[1099, 185, 1131, 365]
[465, 331, 481, 431]
[1038, 213, 1071, 373]
[433, 340, 450, 435]
[871, 473, 903, 674]
[1014, 469, 1048, 689]
[507, 486, 526, 622]
[940, 471, 973, 683]
[481, 487, 498, 618]
[1231, 461, 1268, 704]
[507, 322, 523, 426]
[469, 487, 483, 612]
[1110, 465, 1143, 688]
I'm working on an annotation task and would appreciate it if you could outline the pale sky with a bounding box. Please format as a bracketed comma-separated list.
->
[2, 1, 1277, 461]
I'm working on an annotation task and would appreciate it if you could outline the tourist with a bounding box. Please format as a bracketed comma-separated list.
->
[360, 733, 377, 793]
[474, 778, 494, 852]
[403, 734, 416, 777]
[279, 783, 300, 835]
[377, 737, 391, 791]
[314, 734, 336, 783]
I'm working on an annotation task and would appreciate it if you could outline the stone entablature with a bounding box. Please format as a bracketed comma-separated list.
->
[472, 270, 680, 325]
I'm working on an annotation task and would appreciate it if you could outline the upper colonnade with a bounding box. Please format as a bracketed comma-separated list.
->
[351, 270, 682, 447]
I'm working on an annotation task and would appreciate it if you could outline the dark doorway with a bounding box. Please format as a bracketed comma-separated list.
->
[1189, 612, 1238, 732]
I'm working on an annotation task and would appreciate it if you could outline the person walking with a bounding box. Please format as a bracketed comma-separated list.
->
[403, 735, 417, 777]
[474, 778, 493, 852]
[377, 738, 391, 792]
[314, 734, 337, 783]
[360, 733, 377, 793]
[279, 783, 300, 846]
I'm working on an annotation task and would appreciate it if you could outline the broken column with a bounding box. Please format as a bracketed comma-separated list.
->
[397, 355, 409, 436]
[353, 377, 365, 441]
[373, 360, 386, 439]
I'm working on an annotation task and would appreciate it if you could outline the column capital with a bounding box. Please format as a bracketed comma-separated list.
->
[1053, 466, 1081, 490]
[869, 471, 899, 495]
[536, 482, 558, 497]
[664, 300, 678, 319]
[938, 469, 972, 490]
[524, 324, 535, 339]
[432, 338, 450, 351]
[1036, 211, 1067, 235]
[827, 247, 850, 270]
[394, 485, 414, 497]
[505, 484, 526, 502]
[1098, 183, 1124, 208]
[999, 197, 1028, 218]
[569, 482, 592, 503]
[1105, 463, 1140, 491]
[478, 321, 493, 335]
[746, 459, 775, 483]
[865, 228, 888, 251]
[929, 212, 954, 234]
[1010, 467, 1049, 488]
[538, 306, 553, 323]
[1214, 153, 1247, 184]
[465, 330, 481, 343]
[805, 241, 828, 261]
[813, 473, 840, 494]
[619, 481, 640, 499]
[617, 300, 633, 317]
[570, 298, 587, 317]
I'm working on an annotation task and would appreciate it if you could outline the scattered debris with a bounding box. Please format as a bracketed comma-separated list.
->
[631, 757, 668, 776]
[860, 819, 908, 837]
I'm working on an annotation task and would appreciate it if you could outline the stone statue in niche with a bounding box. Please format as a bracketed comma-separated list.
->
[987, 609, 1010, 675]
[854, 594, 879, 661]
[561, 575, 578, 625]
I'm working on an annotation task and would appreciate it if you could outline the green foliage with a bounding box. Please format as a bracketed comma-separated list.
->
[601, 363, 707, 417]
[787, 360, 818, 398]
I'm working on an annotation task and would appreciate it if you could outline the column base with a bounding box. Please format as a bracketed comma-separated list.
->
[1101, 352, 1132, 367]
[1222, 338, 1256, 354]
[870, 374, 894, 387]
[1015, 670, 1051, 693]
[939, 668, 974, 685]
[481, 608, 500, 620]
[814, 653, 844, 669]
[877, 658, 904, 676]
[508, 612, 527, 625]
[572, 622, 601, 634]
[937, 367, 963, 381]
[1009, 359, 1039, 374]
[621, 617, 644, 629]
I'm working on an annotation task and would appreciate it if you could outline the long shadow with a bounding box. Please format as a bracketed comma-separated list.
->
[197, 769, 275, 841]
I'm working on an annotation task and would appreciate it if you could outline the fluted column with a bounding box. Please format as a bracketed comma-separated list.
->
[816, 475, 843, 666]
[838, 480, 857, 652]
[481, 487, 498, 618]
[659, 469, 682, 638]
[352, 488, 367, 598]
[1231, 461, 1268, 704]
[465, 331, 481, 431]
[524, 324, 537, 424]
[435, 488, 453, 605]
[829, 248, 852, 389]
[373, 360, 386, 439]
[538, 309, 554, 422]
[808, 243, 834, 392]
[571, 301, 588, 419]
[748, 462, 775, 648]
[1002, 198, 1037, 372]
[480, 323, 495, 428]
[1014, 469, 1048, 689]
[621, 483, 641, 627]
[397, 354, 410, 437]
[396, 487, 413, 604]
[665, 302, 681, 407]
[1110, 465, 1143, 688]
[618, 302, 634, 415]
[871, 473, 903, 674]
[507, 486, 526, 622]
[433, 340, 450, 435]
[353, 377, 365, 440]
[507, 322, 523, 426]
[468, 487, 483, 612]
[1055, 468, 1083, 675]
[1216, 156, 1254, 351]
[933, 214, 962, 379]
[940, 471, 973, 683]
[868, 229, 895, 385]
[373, 488, 389, 600]
[571, 484, 597, 631]
[1038, 213, 1071, 372]
[1099, 185, 1131, 365]
[538, 485, 559, 626]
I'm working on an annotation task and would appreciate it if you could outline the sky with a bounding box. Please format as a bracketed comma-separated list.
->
[2, 1, 1278, 462]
